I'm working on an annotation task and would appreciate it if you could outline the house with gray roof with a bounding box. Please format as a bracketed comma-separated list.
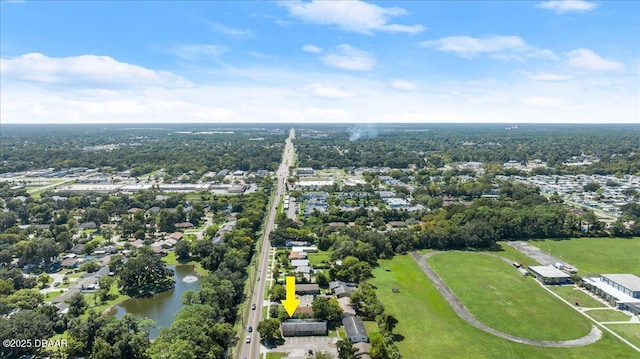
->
[343, 315, 368, 343]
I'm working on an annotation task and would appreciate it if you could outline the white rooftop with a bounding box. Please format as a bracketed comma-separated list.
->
[601, 274, 640, 292]
[584, 277, 640, 303]
[529, 265, 571, 278]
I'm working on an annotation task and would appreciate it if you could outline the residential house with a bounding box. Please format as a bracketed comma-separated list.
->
[295, 284, 320, 295]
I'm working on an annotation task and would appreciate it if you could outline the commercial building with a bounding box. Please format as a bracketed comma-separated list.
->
[281, 320, 327, 337]
[528, 265, 571, 284]
[295, 167, 315, 177]
[583, 274, 640, 315]
[600, 274, 640, 299]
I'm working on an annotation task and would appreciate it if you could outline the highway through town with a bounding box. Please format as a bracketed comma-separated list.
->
[239, 129, 294, 359]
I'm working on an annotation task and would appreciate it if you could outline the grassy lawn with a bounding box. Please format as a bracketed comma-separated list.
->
[162, 251, 205, 275]
[584, 309, 632, 323]
[606, 324, 640, 348]
[82, 285, 129, 318]
[371, 254, 637, 359]
[307, 250, 331, 267]
[548, 286, 606, 308]
[364, 320, 379, 336]
[44, 290, 65, 301]
[68, 271, 87, 280]
[265, 353, 287, 359]
[277, 196, 284, 214]
[529, 237, 640, 276]
[429, 252, 591, 341]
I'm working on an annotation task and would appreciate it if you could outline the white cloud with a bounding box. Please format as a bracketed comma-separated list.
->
[537, 0, 598, 13]
[566, 49, 624, 71]
[520, 96, 579, 110]
[391, 80, 418, 91]
[301, 83, 357, 99]
[302, 44, 324, 54]
[0, 53, 190, 87]
[247, 51, 277, 59]
[527, 72, 573, 81]
[173, 45, 229, 61]
[210, 22, 253, 38]
[320, 44, 375, 71]
[2, 52, 637, 124]
[420, 35, 556, 60]
[281, 0, 424, 35]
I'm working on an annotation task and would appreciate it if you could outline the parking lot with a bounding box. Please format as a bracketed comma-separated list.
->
[262, 335, 339, 358]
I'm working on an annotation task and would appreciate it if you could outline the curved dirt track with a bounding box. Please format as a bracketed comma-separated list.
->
[411, 252, 602, 347]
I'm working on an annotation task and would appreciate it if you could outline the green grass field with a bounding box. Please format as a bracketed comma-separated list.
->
[584, 309, 632, 323]
[162, 251, 205, 274]
[265, 353, 287, 359]
[44, 290, 64, 301]
[606, 324, 640, 348]
[529, 237, 640, 276]
[429, 252, 592, 341]
[547, 286, 606, 308]
[307, 250, 331, 267]
[364, 320, 379, 336]
[370, 254, 638, 359]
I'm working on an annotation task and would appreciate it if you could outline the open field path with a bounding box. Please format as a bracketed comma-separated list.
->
[411, 251, 603, 348]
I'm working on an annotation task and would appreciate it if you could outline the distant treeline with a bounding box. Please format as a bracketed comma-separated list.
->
[295, 124, 640, 175]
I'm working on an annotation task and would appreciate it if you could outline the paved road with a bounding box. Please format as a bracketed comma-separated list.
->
[506, 241, 574, 268]
[411, 252, 602, 348]
[185, 213, 213, 240]
[239, 129, 295, 359]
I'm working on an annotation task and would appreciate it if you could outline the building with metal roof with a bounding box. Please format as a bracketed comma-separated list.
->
[528, 265, 571, 284]
[342, 315, 368, 343]
[281, 320, 327, 337]
[600, 274, 640, 298]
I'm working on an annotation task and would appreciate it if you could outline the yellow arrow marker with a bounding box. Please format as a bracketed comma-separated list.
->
[281, 276, 300, 317]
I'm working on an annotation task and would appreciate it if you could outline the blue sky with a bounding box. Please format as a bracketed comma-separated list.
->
[1, 0, 638, 124]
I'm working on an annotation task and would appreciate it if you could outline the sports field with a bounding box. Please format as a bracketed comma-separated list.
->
[584, 309, 632, 323]
[547, 286, 605, 308]
[529, 237, 640, 276]
[429, 252, 592, 341]
[370, 254, 638, 358]
[606, 324, 640, 348]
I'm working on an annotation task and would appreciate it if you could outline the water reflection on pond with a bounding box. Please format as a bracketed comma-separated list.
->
[115, 265, 200, 339]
